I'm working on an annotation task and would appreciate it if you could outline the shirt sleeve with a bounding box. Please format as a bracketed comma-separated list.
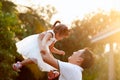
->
[58, 60, 83, 80]
[58, 60, 73, 72]
[58, 60, 75, 77]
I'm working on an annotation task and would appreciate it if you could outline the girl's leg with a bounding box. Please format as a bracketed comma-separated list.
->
[12, 58, 37, 71]
[20, 58, 37, 66]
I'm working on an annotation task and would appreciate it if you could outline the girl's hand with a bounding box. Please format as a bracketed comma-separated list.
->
[59, 50, 65, 55]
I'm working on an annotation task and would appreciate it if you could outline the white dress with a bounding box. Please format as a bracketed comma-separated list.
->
[16, 30, 57, 72]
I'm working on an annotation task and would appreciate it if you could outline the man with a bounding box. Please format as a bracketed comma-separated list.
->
[41, 48, 94, 80]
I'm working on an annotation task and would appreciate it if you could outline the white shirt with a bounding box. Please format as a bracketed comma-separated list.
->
[58, 60, 83, 80]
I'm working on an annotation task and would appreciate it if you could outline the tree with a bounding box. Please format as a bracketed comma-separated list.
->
[0, 0, 23, 80]
[18, 5, 57, 36]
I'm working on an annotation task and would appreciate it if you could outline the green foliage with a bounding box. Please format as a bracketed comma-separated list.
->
[18, 13, 46, 35]
[0, 0, 24, 80]
[1, 0, 16, 13]
[18, 5, 56, 36]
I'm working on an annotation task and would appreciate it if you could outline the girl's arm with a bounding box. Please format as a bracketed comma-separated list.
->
[38, 32, 52, 49]
[49, 43, 65, 55]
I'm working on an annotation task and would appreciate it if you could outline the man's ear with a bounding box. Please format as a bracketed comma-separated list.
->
[77, 57, 84, 63]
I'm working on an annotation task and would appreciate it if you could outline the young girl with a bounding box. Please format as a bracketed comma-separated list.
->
[12, 21, 70, 72]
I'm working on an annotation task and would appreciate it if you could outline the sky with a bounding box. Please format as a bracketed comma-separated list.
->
[12, 0, 120, 26]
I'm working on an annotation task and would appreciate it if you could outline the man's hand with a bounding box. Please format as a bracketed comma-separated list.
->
[40, 50, 46, 55]
[48, 70, 60, 80]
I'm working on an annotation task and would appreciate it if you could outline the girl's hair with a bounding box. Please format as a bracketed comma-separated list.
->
[52, 21, 70, 36]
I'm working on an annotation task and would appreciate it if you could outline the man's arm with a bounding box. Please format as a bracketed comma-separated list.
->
[40, 50, 59, 69]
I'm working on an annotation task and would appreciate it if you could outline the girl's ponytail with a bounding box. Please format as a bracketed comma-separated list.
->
[52, 21, 61, 29]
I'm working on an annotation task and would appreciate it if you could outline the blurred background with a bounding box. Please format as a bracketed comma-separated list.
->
[0, 0, 120, 80]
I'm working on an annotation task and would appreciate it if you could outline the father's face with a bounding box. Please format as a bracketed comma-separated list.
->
[68, 49, 85, 63]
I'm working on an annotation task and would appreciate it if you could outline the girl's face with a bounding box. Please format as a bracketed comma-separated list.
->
[55, 33, 67, 41]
